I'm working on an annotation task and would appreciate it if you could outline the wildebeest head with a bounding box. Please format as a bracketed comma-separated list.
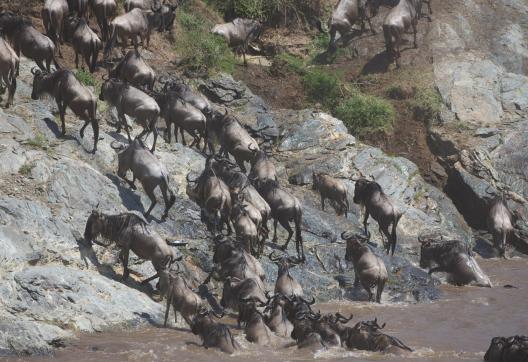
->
[485, 336, 509, 362]
[84, 209, 107, 246]
[269, 251, 300, 276]
[30, 67, 49, 100]
[353, 178, 381, 205]
[342, 231, 369, 262]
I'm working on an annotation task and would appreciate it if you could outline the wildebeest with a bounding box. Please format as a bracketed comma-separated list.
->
[238, 298, 274, 345]
[231, 192, 260, 256]
[158, 3, 178, 32]
[152, 89, 209, 151]
[124, 0, 152, 12]
[328, 0, 381, 51]
[257, 179, 304, 261]
[159, 263, 205, 327]
[208, 110, 260, 173]
[0, 36, 19, 108]
[90, 0, 117, 42]
[159, 78, 213, 118]
[0, 12, 59, 73]
[111, 138, 176, 219]
[269, 252, 303, 298]
[419, 236, 492, 287]
[67, 0, 89, 17]
[191, 309, 240, 354]
[312, 172, 349, 217]
[263, 293, 293, 338]
[84, 210, 183, 282]
[353, 178, 403, 256]
[64, 16, 102, 72]
[383, 0, 425, 68]
[99, 78, 160, 151]
[486, 194, 513, 258]
[342, 232, 387, 303]
[186, 160, 232, 234]
[249, 149, 278, 187]
[485, 335, 528, 362]
[212, 18, 262, 66]
[340, 319, 413, 353]
[104, 6, 163, 59]
[31, 68, 99, 153]
[42, 0, 69, 57]
[220, 277, 267, 312]
[106, 49, 156, 90]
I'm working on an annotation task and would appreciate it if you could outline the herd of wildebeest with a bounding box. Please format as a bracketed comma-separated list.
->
[0, 0, 525, 359]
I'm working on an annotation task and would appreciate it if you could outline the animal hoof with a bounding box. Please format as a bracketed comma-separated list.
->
[279, 245, 288, 251]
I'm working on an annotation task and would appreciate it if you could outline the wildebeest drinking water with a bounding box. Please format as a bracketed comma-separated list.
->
[84, 210, 184, 283]
[111, 138, 176, 219]
[30, 68, 99, 153]
[353, 178, 403, 255]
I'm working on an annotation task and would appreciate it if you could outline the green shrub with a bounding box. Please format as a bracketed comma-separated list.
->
[24, 134, 49, 150]
[75, 69, 97, 87]
[302, 68, 341, 108]
[411, 88, 442, 122]
[335, 93, 395, 136]
[19, 162, 34, 176]
[274, 52, 306, 74]
[174, 9, 236, 74]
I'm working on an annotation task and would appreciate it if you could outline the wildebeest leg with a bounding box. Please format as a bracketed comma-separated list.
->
[179, 127, 187, 146]
[363, 210, 370, 239]
[328, 26, 337, 52]
[279, 219, 294, 251]
[344, 199, 349, 218]
[36, 59, 47, 72]
[412, 20, 418, 49]
[164, 291, 173, 327]
[367, 17, 376, 34]
[14, 47, 21, 76]
[376, 279, 385, 303]
[320, 194, 325, 211]
[362, 281, 374, 302]
[120, 248, 130, 280]
[272, 218, 278, 243]
[151, 124, 158, 152]
[380, 224, 391, 254]
[75, 52, 79, 69]
[353, 270, 360, 287]
[160, 182, 175, 220]
[173, 304, 178, 324]
[56, 99, 67, 136]
[80, 120, 90, 138]
[143, 184, 158, 218]
[234, 155, 247, 173]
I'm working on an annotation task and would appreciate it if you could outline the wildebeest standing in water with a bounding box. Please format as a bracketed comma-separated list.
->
[31, 68, 99, 153]
[84, 210, 183, 282]
[342, 232, 387, 303]
[486, 193, 513, 258]
[328, 0, 381, 52]
[42, 0, 69, 57]
[0, 35, 19, 108]
[99, 78, 160, 151]
[64, 16, 102, 73]
[269, 251, 303, 298]
[191, 309, 241, 354]
[353, 178, 403, 255]
[0, 12, 60, 74]
[212, 18, 262, 66]
[419, 236, 492, 287]
[90, 0, 117, 42]
[111, 138, 176, 219]
[383, 0, 427, 68]
[485, 335, 528, 362]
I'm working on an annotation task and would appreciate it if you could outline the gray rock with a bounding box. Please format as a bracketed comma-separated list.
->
[474, 127, 499, 137]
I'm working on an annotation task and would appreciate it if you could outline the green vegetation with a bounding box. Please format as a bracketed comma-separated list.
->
[75, 69, 97, 87]
[302, 68, 341, 108]
[18, 162, 34, 176]
[411, 88, 443, 122]
[174, 6, 236, 75]
[24, 134, 49, 150]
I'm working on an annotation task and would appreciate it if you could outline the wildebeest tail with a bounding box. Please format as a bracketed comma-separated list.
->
[295, 206, 302, 243]
[90, 38, 97, 72]
[104, 24, 117, 59]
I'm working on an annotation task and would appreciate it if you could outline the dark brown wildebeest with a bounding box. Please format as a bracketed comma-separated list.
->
[249, 149, 278, 186]
[107, 49, 156, 90]
[64, 16, 102, 72]
[419, 236, 492, 287]
[220, 277, 267, 312]
[99, 78, 160, 151]
[353, 178, 403, 255]
[238, 298, 274, 345]
[339, 319, 413, 353]
[342, 232, 387, 303]
[269, 252, 303, 298]
[31, 68, 99, 153]
[263, 293, 293, 338]
[486, 193, 514, 258]
[0, 35, 19, 108]
[485, 335, 528, 362]
[230, 192, 260, 256]
[84, 210, 185, 282]
[90, 0, 117, 42]
[159, 78, 213, 118]
[212, 18, 262, 66]
[312, 172, 349, 217]
[191, 309, 240, 354]
[383, 0, 427, 68]
[256, 179, 304, 261]
[328, 0, 381, 51]
[67, 0, 89, 17]
[0, 12, 60, 74]
[111, 138, 176, 219]
[42, 0, 69, 57]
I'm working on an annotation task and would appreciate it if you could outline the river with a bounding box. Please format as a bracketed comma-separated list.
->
[8, 257, 528, 362]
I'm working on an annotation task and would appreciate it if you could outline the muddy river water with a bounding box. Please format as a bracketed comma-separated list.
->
[10, 258, 528, 362]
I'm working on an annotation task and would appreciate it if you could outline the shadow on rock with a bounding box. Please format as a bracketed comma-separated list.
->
[106, 172, 144, 213]
[361, 51, 391, 74]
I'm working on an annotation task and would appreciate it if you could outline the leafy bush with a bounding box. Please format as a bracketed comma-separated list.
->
[75, 69, 97, 87]
[302, 69, 341, 108]
[335, 93, 395, 136]
[411, 88, 442, 122]
[174, 8, 236, 74]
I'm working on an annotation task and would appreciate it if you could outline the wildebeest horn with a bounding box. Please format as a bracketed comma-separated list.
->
[248, 143, 257, 152]
[186, 173, 199, 183]
[336, 312, 353, 323]
[198, 307, 209, 316]
[288, 256, 301, 265]
[212, 310, 224, 319]
[30, 67, 40, 75]
[341, 231, 349, 240]
[268, 251, 282, 262]
[295, 311, 307, 320]
[110, 140, 124, 151]
[300, 296, 316, 305]
[308, 312, 321, 320]
[485, 184, 496, 196]
[101, 73, 109, 81]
